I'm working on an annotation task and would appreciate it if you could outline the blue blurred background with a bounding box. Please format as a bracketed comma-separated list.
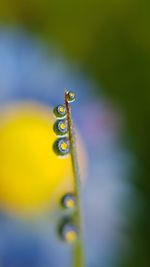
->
[0, 1, 149, 267]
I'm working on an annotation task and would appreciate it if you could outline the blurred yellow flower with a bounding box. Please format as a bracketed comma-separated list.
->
[0, 102, 86, 217]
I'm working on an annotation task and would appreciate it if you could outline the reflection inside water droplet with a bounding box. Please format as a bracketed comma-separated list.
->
[53, 138, 70, 156]
[54, 120, 68, 135]
[54, 105, 66, 118]
[67, 91, 76, 103]
[59, 222, 78, 243]
[61, 193, 76, 209]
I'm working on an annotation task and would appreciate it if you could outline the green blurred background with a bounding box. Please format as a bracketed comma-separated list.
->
[0, 0, 150, 266]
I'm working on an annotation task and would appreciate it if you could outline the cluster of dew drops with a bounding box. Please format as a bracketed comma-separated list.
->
[53, 91, 79, 244]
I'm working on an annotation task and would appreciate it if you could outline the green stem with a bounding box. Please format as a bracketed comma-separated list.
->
[64, 91, 85, 267]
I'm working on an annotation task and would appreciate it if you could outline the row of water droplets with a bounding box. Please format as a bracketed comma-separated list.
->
[53, 91, 78, 243]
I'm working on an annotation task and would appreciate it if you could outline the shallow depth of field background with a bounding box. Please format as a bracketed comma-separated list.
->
[0, 1, 150, 267]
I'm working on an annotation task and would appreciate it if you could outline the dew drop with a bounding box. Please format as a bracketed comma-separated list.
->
[54, 120, 68, 135]
[53, 138, 70, 156]
[54, 105, 66, 118]
[59, 220, 78, 243]
[66, 91, 76, 103]
[61, 193, 76, 209]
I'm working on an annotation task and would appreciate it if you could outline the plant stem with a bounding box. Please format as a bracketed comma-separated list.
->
[64, 91, 85, 267]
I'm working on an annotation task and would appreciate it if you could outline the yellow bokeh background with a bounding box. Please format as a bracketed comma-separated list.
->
[0, 102, 85, 217]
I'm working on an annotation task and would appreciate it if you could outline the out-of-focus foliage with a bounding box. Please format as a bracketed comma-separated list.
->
[0, 1, 149, 266]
